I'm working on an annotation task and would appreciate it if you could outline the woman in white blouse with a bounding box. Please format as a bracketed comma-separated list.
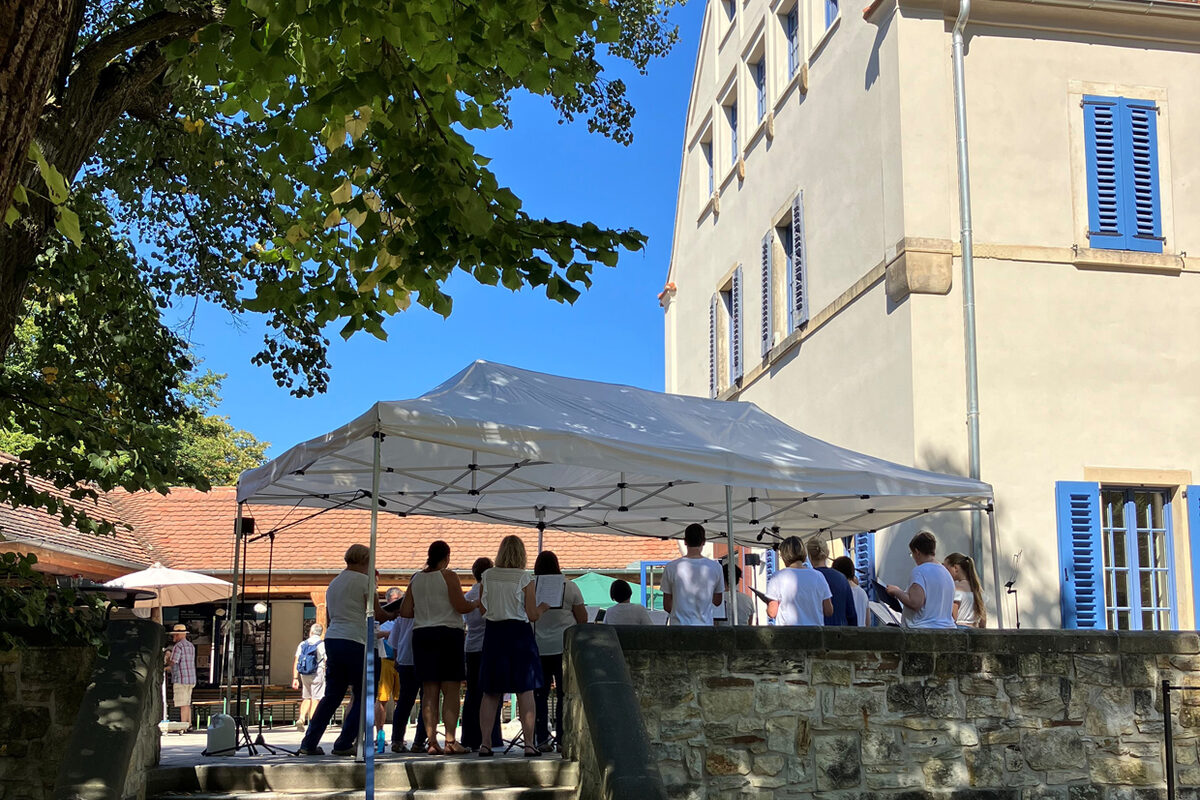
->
[476, 535, 549, 757]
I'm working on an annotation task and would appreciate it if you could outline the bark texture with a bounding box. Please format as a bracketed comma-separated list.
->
[0, 0, 74, 219]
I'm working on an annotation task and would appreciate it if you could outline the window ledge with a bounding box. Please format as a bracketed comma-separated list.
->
[719, 162, 741, 193]
[1072, 247, 1183, 276]
[773, 67, 807, 112]
[719, 18, 738, 51]
[697, 192, 719, 223]
[744, 114, 773, 155]
[808, 15, 841, 65]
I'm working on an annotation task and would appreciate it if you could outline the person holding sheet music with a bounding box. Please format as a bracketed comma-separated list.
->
[886, 531, 957, 629]
[532, 550, 587, 752]
[399, 540, 478, 755]
[477, 535, 550, 758]
[765, 536, 833, 626]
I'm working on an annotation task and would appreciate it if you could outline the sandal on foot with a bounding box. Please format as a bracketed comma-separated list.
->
[524, 746, 540, 758]
[426, 743, 444, 756]
[444, 742, 469, 755]
[478, 745, 494, 758]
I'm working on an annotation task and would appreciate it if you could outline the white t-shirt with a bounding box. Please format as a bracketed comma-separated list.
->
[661, 556, 724, 626]
[602, 603, 653, 625]
[534, 579, 585, 656]
[463, 584, 486, 653]
[325, 569, 370, 644]
[481, 568, 532, 622]
[954, 583, 980, 626]
[765, 566, 832, 626]
[714, 592, 756, 626]
[903, 561, 957, 629]
[850, 583, 869, 627]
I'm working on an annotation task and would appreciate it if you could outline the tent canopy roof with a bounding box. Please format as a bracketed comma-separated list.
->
[236, 361, 991, 548]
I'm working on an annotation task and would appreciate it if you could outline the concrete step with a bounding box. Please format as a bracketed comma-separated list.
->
[148, 760, 580, 795]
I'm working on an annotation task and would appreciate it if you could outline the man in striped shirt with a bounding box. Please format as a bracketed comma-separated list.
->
[166, 623, 197, 730]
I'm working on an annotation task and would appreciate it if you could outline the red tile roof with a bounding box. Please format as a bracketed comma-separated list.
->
[107, 487, 680, 575]
[0, 458, 152, 569]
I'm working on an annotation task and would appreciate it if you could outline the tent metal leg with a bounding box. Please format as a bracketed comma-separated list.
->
[225, 502, 244, 710]
[725, 486, 737, 627]
[987, 505, 1005, 629]
[362, 431, 382, 794]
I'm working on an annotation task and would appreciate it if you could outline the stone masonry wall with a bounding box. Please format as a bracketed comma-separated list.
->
[0, 646, 97, 800]
[611, 626, 1200, 800]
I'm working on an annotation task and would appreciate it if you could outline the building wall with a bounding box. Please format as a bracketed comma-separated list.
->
[665, 0, 1200, 630]
[894, 3, 1200, 627]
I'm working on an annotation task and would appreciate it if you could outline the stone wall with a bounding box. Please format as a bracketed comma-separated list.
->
[607, 626, 1200, 800]
[0, 645, 97, 800]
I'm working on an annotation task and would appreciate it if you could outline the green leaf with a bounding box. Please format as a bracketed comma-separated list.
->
[54, 207, 82, 246]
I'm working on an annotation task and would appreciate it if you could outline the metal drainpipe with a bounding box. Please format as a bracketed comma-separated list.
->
[952, 0, 984, 572]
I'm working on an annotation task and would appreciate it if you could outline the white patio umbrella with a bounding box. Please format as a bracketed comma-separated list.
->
[106, 563, 233, 722]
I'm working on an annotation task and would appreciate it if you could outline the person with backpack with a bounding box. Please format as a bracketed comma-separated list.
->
[292, 622, 327, 730]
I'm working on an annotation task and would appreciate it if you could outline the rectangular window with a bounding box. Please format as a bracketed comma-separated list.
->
[727, 101, 739, 167]
[1083, 95, 1163, 253]
[825, 0, 839, 28]
[722, 0, 736, 23]
[786, 8, 800, 79]
[702, 139, 714, 197]
[754, 61, 767, 122]
[1056, 481, 1179, 630]
[1100, 488, 1176, 631]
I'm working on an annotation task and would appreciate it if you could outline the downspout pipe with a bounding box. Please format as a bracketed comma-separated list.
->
[951, 0, 986, 583]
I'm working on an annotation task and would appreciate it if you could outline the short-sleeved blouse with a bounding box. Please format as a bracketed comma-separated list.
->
[481, 567, 532, 622]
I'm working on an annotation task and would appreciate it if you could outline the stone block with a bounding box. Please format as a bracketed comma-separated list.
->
[1084, 688, 1135, 737]
[961, 675, 1001, 697]
[727, 652, 806, 677]
[705, 676, 755, 689]
[1075, 655, 1123, 685]
[967, 694, 1013, 719]
[754, 679, 814, 713]
[753, 753, 785, 776]
[706, 749, 751, 776]
[1089, 756, 1161, 786]
[766, 715, 798, 754]
[980, 727, 1022, 746]
[813, 732, 861, 790]
[904, 653, 935, 677]
[1020, 727, 1083, 772]
[1067, 787, 1102, 800]
[699, 688, 755, 721]
[967, 746, 1006, 786]
[1121, 655, 1159, 688]
[1018, 654, 1042, 676]
[832, 687, 885, 718]
[862, 730, 903, 765]
[863, 764, 925, 790]
[924, 757, 969, 788]
[811, 660, 852, 687]
[1004, 677, 1069, 718]
[1180, 705, 1200, 729]
[1044, 768, 1089, 783]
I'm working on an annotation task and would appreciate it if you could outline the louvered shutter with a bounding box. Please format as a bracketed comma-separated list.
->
[730, 267, 743, 383]
[1084, 97, 1122, 249]
[1188, 486, 1200, 629]
[1122, 99, 1163, 254]
[1055, 481, 1105, 630]
[760, 233, 773, 358]
[791, 192, 809, 330]
[854, 532, 876, 601]
[709, 295, 718, 399]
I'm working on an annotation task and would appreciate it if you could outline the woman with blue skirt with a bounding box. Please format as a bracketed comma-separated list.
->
[477, 535, 549, 757]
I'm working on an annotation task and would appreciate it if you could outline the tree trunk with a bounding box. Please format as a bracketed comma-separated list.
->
[0, 0, 75, 219]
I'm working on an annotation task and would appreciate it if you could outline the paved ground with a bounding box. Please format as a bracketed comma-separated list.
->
[159, 721, 549, 768]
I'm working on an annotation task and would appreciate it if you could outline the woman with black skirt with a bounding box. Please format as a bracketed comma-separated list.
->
[477, 534, 549, 757]
[399, 540, 477, 755]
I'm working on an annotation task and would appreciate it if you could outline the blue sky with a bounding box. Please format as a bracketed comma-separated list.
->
[173, 3, 706, 457]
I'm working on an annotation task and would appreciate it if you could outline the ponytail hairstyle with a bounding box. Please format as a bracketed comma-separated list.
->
[944, 552, 986, 628]
[425, 540, 451, 572]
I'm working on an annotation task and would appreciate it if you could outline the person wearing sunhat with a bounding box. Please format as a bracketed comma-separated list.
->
[165, 623, 197, 730]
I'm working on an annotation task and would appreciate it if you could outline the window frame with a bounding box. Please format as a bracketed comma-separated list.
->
[1100, 486, 1178, 631]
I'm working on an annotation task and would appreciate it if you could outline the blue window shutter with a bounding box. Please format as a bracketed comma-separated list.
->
[1084, 96, 1124, 250]
[854, 532, 876, 600]
[1188, 486, 1200, 629]
[731, 266, 743, 382]
[791, 192, 809, 330]
[1121, 99, 1163, 254]
[709, 295, 718, 399]
[1056, 481, 1105, 630]
[760, 232, 773, 358]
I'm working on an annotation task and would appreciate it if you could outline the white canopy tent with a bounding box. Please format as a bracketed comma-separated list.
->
[229, 361, 1002, 773]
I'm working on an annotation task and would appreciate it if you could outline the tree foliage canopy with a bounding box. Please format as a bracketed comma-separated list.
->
[0, 0, 677, 530]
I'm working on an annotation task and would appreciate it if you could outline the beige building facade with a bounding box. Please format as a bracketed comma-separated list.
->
[663, 0, 1200, 628]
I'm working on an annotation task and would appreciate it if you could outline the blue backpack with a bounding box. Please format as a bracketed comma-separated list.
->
[297, 641, 319, 675]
